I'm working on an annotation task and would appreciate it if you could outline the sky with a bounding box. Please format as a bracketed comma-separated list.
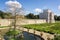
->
[0, 0, 60, 15]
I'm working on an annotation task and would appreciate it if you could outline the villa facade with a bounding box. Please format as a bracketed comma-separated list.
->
[39, 9, 55, 23]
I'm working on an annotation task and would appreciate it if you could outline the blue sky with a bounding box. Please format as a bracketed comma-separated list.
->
[0, 0, 60, 15]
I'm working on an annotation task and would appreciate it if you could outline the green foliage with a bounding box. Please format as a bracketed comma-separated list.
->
[54, 15, 60, 21]
[6, 30, 20, 36]
[0, 10, 12, 19]
[0, 26, 8, 28]
[4, 30, 24, 40]
[23, 22, 60, 34]
[25, 13, 39, 19]
[8, 38, 16, 40]
[5, 30, 24, 40]
[54, 35, 60, 40]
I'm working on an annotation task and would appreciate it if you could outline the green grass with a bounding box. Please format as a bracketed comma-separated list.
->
[0, 26, 8, 28]
[6, 30, 21, 36]
[23, 21, 60, 34]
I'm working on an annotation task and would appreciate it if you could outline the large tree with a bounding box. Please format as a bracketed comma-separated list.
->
[0, 10, 12, 19]
[57, 16, 60, 20]
[54, 15, 60, 21]
[54, 15, 58, 20]
[0, 11, 5, 19]
[25, 13, 39, 19]
[26, 13, 35, 19]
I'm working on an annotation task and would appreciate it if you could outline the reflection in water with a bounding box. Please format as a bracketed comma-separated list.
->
[23, 32, 35, 40]
[23, 31, 44, 40]
[3, 31, 44, 40]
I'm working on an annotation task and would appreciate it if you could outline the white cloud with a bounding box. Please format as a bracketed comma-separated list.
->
[35, 8, 42, 13]
[5, 0, 22, 11]
[58, 5, 60, 10]
[5, 0, 23, 15]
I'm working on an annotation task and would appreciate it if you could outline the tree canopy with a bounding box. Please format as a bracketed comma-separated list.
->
[25, 13, 39, 19]
[54, 15, 60, 21]
[0, 10, 12, 19]
[0, 10, 60, 20]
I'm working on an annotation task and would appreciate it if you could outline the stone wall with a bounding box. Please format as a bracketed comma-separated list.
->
[20, 27, 54, 40]
[0, 19, 46, 26]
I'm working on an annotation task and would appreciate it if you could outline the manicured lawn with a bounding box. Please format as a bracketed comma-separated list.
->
[23, 21, 60, 34]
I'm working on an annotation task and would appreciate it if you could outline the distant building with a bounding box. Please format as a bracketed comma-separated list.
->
[39, 9, 55, 23]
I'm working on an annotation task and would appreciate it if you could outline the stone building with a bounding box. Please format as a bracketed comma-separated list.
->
[39, 9, 55, 23]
